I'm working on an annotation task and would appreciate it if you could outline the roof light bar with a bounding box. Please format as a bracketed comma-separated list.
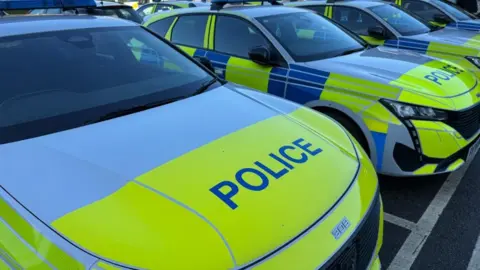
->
[0, 0, 96, 10]
[210, 0, 282, 10]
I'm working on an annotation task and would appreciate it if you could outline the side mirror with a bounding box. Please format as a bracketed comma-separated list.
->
[367, 26, 387, 40]
[248, 45, 272, 65]
[193, 56, 215, 73]
[433, 13, 451, 24]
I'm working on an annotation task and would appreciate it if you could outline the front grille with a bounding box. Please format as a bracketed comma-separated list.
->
[322, 192, 381, 270]
[444, 103, 480, 139]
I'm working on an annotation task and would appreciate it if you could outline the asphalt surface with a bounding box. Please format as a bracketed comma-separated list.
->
[378, 151, 480, 270]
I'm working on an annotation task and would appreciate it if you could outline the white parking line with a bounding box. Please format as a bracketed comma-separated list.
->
[387, 163, 470, 270]
[384, 213, 416, 231]
[467, 232, 480, 269]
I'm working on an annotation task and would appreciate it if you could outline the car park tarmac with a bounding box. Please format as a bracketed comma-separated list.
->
[379, 151, 480, 270]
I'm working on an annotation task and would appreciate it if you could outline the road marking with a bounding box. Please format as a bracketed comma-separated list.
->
[387, 163, 470, 270]
[467, 230, 480, 269]
[384, 213, 416, 231]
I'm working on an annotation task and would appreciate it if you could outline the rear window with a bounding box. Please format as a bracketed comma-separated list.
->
[0, 26, 214, 143]
[84, 6, 143, 23]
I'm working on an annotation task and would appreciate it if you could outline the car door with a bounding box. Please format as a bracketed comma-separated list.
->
[206, 14, 288, 95]
[332, 6, 395, 46]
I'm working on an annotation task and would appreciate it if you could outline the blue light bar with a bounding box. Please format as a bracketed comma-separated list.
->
[0, 0, 96, 10]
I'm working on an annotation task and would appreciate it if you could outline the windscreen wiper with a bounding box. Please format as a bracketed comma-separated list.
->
[84, 97, 185, 125]
[190, 77, 218, 96]
[84, 78, 219, 125]
[336, 47, 366, 57]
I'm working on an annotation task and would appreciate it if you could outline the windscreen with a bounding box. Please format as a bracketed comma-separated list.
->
[368, 4, 431, 36]
[257, 12, 365, 62]
[0, 26, 213, 143]
[434, 0, 476, 21]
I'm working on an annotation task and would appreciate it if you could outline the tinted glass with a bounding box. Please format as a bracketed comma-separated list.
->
[333, 6, 384, 36]
[258, 12, 364, 62]
[214, 15, 269, 58]
[46, 8, 62, 14]
[403, 1, 444, 22]
[93, 7, 143, 23]
[138, 4, 155, 17]
[171, 15, 208, 47]
[148, 16, 176, 36]
[29, 9, 46, 14]
[0, 26, 214, 143]
[368, 4, 431, 35]
[303, 5, 326, 15]
[435, 0, 475, 20]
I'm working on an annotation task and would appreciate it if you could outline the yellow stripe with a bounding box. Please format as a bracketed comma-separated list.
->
[208, 15, 216, 50]
[203, 16, 212, 48]
[225, 57, 272, 92]
[413, 164, 437, 175]
[323, 6, 329, 17]
[165, 17, 178, 41]
[328, 6, 333, 18]
[0, 199, 82, 269]
[447, 159, 464, 171]
[178, 45, 196, 56]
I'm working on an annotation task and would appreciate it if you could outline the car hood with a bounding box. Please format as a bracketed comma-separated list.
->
[0, 85, 360, 269]
[405, 27, 480, 56]
[301, 46, 479, 109]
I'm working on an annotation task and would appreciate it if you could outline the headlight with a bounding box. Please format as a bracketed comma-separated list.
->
[466, 56, 480, 68]
[381, 99, 448, 121]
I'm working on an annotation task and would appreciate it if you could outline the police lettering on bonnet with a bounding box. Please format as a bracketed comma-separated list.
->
[424, 64, 465, 86]
[210, 138, 322, 210]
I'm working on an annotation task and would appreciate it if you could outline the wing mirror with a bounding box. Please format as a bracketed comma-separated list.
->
[248, 45, 272, 65]
[367, 26, 387, 40]
[433, 13, 451, 24]
[193, 56, 215, 73]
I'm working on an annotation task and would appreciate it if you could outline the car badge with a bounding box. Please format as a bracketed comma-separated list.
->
[331, 217, 351, 240]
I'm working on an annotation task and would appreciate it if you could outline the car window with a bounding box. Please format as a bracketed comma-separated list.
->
[258, 11, 365, 62]
[368, 4, 431, 36]
[171, 15, 208, 47]
[148, 16, 176, 36]
[29, 9, 46, 14]
[434, 0, 475, 20]
[157, 4, 174, 10]
[302, 5, 326, 16]
[214, 15, 269, 58]
[403, 0, 444, 22]
[138, 4, 155, 17]
[0, 26, 215, 143]
[333, 6, 385, 36]
[46, 8, 62, 14]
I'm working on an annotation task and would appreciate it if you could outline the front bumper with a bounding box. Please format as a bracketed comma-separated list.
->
[387, 119, 480, 176]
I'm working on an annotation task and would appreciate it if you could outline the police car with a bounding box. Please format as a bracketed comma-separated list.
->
[388, 0, 480, 31]
[144, 0, 480, 177]
[0, 0, 382, 269]
[287, 0, 480, 77]
[28, 0, 143, 23]
[137, 0, 209, 17]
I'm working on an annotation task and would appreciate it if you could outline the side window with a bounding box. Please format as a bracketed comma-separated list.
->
[304, 5, 326, 16]
[138, 4, 155, 16]
[214, 15, 269, 58]
[148, 16, 176, 37]
[156, 4, 173, 11]
[171, 15, 208, 48]
[403, 0, 443, 22]
[46, 8, 61, 14]
[333, 7, 384, 36]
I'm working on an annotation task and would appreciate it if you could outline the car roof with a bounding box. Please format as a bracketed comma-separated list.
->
[153, 4, 310, 19]
[297, 0, 386, 8]
[95, 0, 130, 7]
[0, 15, 137, 38]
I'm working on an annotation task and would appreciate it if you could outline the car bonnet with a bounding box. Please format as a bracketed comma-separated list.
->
[0, 85, 361, 269]
[301, 46, 480, 110]
[403, 27, 480, 56]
